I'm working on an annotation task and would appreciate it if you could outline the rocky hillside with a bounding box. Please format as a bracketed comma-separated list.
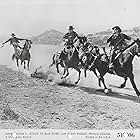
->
[31, 29, 64, 45]
[31, 26, 140, 46]
[88, 26, 140, 47]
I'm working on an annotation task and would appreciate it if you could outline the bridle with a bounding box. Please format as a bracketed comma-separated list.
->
[23, 40, 31, 50]
[128, 39, 140, 57]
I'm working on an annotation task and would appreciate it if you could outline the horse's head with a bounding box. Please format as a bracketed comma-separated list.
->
[78, 36, 87, 45]
[80, 52, 94, 65]
[23, 39, 32, 50]
[91, 45, 100, 55]
[135, 38, 140, 57]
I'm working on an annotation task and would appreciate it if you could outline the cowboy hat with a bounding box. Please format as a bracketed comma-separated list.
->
[112, 26, 122, 32]
[11, 33, 15, 36]
[68, 26, 74, 30]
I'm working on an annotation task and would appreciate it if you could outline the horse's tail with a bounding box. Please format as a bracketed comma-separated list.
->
[49, 54, 56, 68]
[12, 54, 16, 61]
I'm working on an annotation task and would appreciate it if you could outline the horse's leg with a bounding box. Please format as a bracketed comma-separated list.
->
[100, 76, 108, 89]
[74, 67, 81, 84]
[61, 62, 66, 79]
[24, 61, 26, 69]
[129, 73, 140, 97]
[94, 68, 109, 92]
[56, 63, 60, 73]
[49, 54, 56, 68]
[61, 61, 69, 79]
[84, 67, 87, 78]
[63, 66, 69, 79]
[100, 76, 110, 94]
[91, 68, 102, 87]
[120, 77, 128, 88]
[16, 58, 19, 68]
[27, 60, 30, 70]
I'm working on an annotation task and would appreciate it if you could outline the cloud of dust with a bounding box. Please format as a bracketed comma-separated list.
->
[0, 44, 98, 88]
[1, 43, 137, 91]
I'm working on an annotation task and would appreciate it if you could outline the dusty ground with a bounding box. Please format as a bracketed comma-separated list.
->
[0, 65, 140, 130]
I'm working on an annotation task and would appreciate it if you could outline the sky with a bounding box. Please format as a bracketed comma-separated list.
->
[0, 0, 140, 38]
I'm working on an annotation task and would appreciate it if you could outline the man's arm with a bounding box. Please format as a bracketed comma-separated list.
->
[122, 34, 131, 41]
[63, 33, 69, 39]
[73, 32, 79, 42]
[107, 35, 113, 43]
[16, 37, 27, 41]
[2, 38, 11, 45]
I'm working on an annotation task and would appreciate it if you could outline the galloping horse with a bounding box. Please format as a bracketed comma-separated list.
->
[12, 40, 32, 70]
[86, 39, 140, 96]
[49, 37, 85, 84]
[49, 50, 63, 73]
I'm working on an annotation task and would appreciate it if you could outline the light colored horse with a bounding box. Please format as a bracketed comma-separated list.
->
[12, 40, 32, 70]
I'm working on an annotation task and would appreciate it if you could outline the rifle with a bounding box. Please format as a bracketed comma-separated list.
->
[1, 44, 4, 48]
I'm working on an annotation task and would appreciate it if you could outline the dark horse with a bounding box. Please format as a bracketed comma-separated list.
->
[12, 40, 32, 70]
[82, 39, 140, 96]
[49, 38, 85, 84]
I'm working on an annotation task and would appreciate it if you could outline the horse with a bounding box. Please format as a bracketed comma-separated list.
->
[85, 39, 140, 96]
[49, 50, 63, 73]
[49, 37, 86, 84]
[80, 44, 100, 78]
[12, 40, 32, 70]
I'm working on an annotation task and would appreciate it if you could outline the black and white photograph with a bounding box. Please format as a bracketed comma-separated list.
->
[0, 0, 140, 139]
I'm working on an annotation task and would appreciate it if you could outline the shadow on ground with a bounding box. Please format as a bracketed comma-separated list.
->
[79, 86, 140, 103]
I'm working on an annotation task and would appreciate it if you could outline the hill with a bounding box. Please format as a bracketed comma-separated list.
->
[87, 26, 140, 47]
[31, 29, 64, 45]
[31, 26, 140, 46]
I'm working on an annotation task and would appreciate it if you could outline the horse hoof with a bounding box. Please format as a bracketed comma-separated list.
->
[104, 89, 110, 94]
[120, 84, 125, 88]
[75, 81, 78, 84]
[61, 76, 64, 79]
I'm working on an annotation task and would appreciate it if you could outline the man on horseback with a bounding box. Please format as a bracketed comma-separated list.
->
[60, 26, 79, 60]
[63, 26, 79, 47]
[107, 26, 132, 69]
[2, 33, 29, 57]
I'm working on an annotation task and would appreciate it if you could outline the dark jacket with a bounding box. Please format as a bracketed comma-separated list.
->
[107, 33, 131, 50]
[63, 31, 78, 45]
[3, 37, 26, 45]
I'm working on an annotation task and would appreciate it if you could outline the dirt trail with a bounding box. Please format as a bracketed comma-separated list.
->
[0, 65, 140, 130]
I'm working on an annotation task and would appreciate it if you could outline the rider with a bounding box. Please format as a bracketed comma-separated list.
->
[63, 26, 79, 47]
[107, 26, 132, 69]
[2, 33, 29, 56]
[60, 26, 79, 60]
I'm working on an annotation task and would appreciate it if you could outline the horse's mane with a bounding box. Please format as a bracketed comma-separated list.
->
[123, 42, 136, 55]
[23, 40, 32, 49]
